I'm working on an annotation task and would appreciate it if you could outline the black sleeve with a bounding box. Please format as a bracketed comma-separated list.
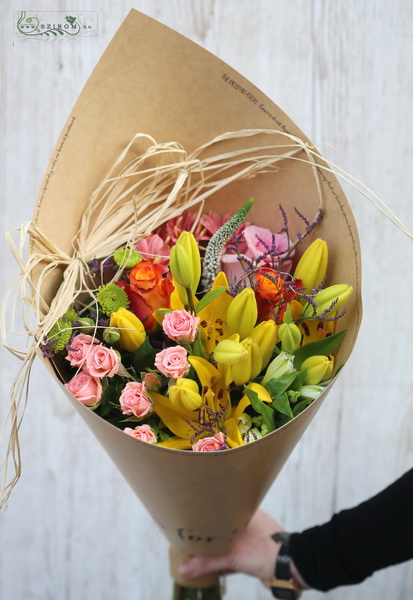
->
[289, 468, 413, 591]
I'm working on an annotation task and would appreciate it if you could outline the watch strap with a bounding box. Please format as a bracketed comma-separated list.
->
[266, 532, 301, 599]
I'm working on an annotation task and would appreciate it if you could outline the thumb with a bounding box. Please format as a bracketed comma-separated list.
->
[179, 556, 232, 578]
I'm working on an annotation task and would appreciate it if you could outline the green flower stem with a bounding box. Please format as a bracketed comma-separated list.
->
[186, 287, 196, 315]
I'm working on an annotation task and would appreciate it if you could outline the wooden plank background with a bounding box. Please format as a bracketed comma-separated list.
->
[1, 1, 412, 598]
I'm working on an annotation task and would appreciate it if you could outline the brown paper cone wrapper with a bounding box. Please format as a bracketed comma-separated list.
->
[32, 9, 362, 569]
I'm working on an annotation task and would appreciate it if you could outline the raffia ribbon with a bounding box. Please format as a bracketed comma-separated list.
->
[1, 128, 411, 509]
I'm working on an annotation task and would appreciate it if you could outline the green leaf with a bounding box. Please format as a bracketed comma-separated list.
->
[195, 286, 229, 314]
[293, 397, 314, 417]
[132, 337, 157, 373]
[265, 371, 300, 399]
[289, 369, 308, 392]
[191, 334, 206, 359]
[293, 329, 347, 369]
[244, 386, 275, 433]
[271, 392, 294, 419]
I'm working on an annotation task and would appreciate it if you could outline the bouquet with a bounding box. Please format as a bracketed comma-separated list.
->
[1, 9, 371, 599]
[43, 199, 352, 453]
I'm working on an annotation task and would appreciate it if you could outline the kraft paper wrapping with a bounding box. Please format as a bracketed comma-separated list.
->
[31, 9, 362, 577]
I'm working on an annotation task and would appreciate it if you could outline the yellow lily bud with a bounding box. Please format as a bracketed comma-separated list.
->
[250, 320, 278, 369]
[109, 307, 146, 353]
[169, 378, 203, 411]
[309, 284, 353, 317]
[278, 322, 302, 354]
[293, 238, 328, 293]
[231, 337, 262, 385]
[213, 337, 247, 365]
[249, 338, 263, 380]
[176, 231, 201, 295]
[301, 355, 334, 385]
[170, 243, 193, 289]
[226, 288, 258, 340]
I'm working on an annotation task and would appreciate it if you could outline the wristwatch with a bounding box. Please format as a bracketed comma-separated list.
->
[265, 532, 302, 599]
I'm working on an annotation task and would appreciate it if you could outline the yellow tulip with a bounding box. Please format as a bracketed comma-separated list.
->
[109, 307, 146, 352]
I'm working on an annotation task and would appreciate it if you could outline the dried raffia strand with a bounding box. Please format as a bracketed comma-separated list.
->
[1, 127, 411, 509]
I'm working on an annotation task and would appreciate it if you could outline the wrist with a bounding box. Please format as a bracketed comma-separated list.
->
[263, 532, 307, 599]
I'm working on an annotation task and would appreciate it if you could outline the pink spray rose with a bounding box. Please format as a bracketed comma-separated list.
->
[124, 424, 157, 444]
[221, 225, 294, 283]
[65, 372, 102, 407]
[119, 381, 153, 419]
[155, 346, 190, 379]
[162, 309, 200, 344]
[84, 344, 121, 378]
[142, 372, 162, 391]
[192, 432, 227, 452]
[65, 334, 100, 368]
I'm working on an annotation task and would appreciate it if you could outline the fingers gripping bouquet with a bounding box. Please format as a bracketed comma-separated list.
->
[46, 199, 352, 452]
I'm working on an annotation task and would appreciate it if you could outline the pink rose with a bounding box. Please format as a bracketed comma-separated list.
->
[192, 432, 227, 452]
[143, 372, 162, 391]
[65, 334, 100, 368]
[162, 310, 200, 344]
[136, 234, 170, 265]
[155, 346, 190, 379]
[119, 381, 153, 418]
[124, 424, 157, 444]
[84, 344, 120, 378]
[65, 372, 102, 407]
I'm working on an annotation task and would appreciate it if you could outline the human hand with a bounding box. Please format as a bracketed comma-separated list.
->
[178, 509, 283, 582]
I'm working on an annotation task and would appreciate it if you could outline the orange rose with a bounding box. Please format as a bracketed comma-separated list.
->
[129, 261, 167, 291]
[119, 261, 174, 331]
[255, 268, 300, 322]
[256, 268, 285, 302]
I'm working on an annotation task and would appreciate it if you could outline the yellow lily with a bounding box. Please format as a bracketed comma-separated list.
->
[157, 436, 192, 449]
[189, 356, 244, 447]
[285, 299, 336, 346]
[151, 391, 200, 440]
[197, 271, 232, 354]
[232, 383, 272, 421]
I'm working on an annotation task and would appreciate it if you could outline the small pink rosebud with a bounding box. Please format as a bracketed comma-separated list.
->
[124, 424, 157, 444]
[192, 432, 227, 452]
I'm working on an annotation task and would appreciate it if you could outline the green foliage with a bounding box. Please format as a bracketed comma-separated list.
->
[244, 386, 275, 433]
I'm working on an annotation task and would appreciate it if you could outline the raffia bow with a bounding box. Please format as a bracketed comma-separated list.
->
[1, 128, 410, 509]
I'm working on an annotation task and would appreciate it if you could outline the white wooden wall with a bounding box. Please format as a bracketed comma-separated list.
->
[1, 1, 412, 599]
